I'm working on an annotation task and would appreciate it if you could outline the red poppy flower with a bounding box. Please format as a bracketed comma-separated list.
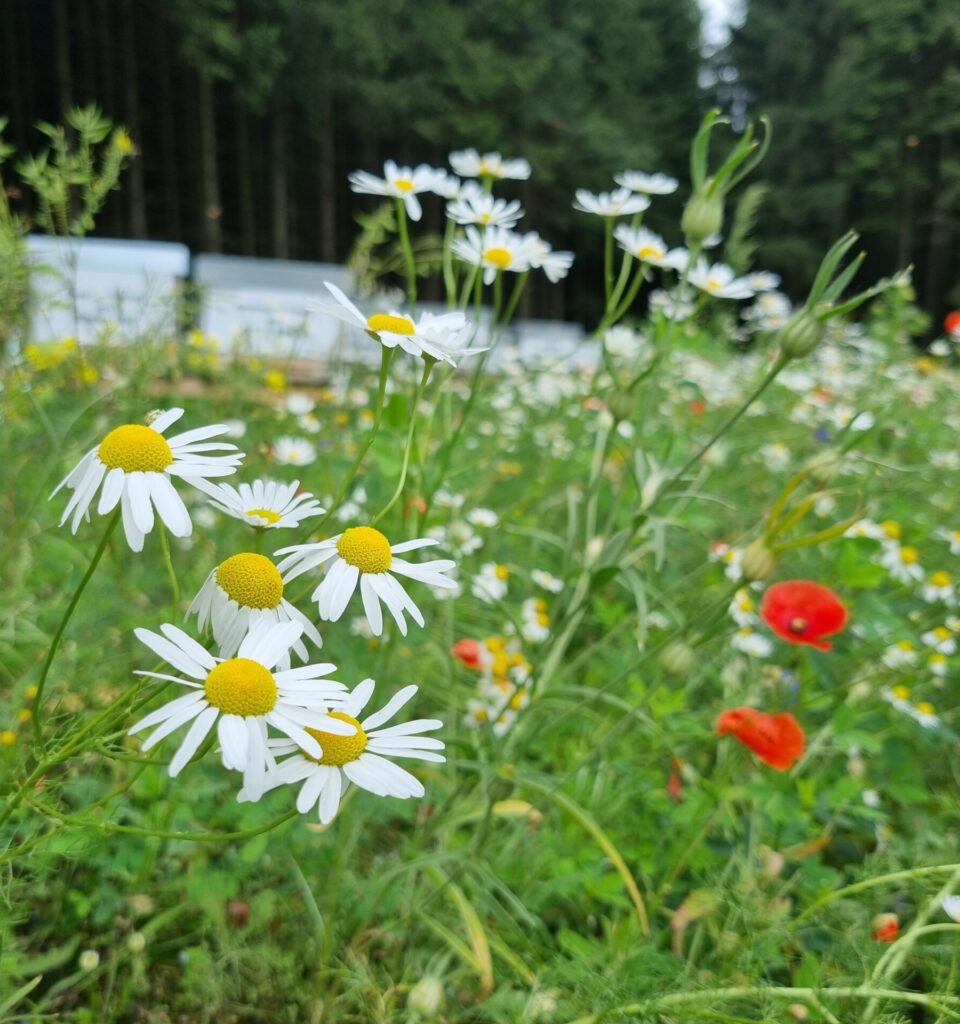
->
[715, 707, 806, 771]
[761, 580, 848, 651]
[451, 638, 483, 670]
[945, 311, 960, 337]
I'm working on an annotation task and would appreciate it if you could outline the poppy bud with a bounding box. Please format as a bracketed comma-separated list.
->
[681, 190, 724, 243]
[226, 899, 250, 928]
[660, 639, 697, 677]
[608, 391, 635, 424]
[451, 638, 483, 670]
[871, 912, 899, 942]
[803, 449, 842, 487]
[741, 539, 777, 582]
[778, 310, 825, 360]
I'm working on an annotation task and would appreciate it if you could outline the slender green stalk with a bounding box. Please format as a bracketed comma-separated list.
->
[499, 270, 529, 326]
[45, 806, 299, 843]
[32, 508, 121, 743]
[442, 216, 458, 307]
[371, 360, 433, 525]
[395, 198, 417, 308]
[157, 521, 180, 617]
[603, 216, 614, 303]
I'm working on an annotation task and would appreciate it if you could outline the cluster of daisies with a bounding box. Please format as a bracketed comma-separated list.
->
[51, 406, 454, 823]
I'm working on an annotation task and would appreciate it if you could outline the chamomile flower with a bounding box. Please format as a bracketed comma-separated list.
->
[519, 232, 575, 283]
[922, 626, 956, 655]
[347, 160, 446, 221]
[472, 562, 509, 603]
[688, 259, 755, 300]
[188, 552, 323, 662]
[729, 588, 758, 627]
[250, 679, 444, 824]
[521, 597, 550, 642]
[452, 226, 532, 284]
[935, 528, 960, 555]
[614, 170, 679, 195]
[731, 627, 773, 658]
[201, 479, 325, 530]
[880, 543, 924, 583]
[449, 149, 531, 181]
[51, 407, 243, 552]
[312, 282, 476, 365]
[612, 225, 686, 269]
[446, 191, 523, 229]
[531, 569, 563, 593]
[273, 437, 317, 466]
[882, 640, 917, 669]
[127, 620, 353, 800]
[274, 527, 457, 636]
[573, 187, 650, 217]
[920, 571, 955, 604]
[942, 896, 960, 922]
[747, 271, 781, 292]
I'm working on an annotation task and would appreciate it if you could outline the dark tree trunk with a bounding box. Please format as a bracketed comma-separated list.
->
[197, 71, 222, 252]
[53, 0, 72, 115]
[235, 102, 256, 254]
[317, 78, 337, 262]
[121, 0, 146, 237]
[155, 9, 181, 240]
[270, 94, 289, 259]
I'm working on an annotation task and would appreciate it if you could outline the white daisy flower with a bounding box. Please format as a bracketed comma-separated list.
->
[614, 170, 679, 195]
[452, 226, 533, 285]
[922, 626, 956, 655]
[748, 271, 781, 292]
[430, 171, 465, 199]
[449, 148, 530, 181]
[51, 407, 243, 553]
[188, 551, 323, 662]
[728, 588, 758, 627]
[730, 627, 773, 658]
[467, 508, 499, 528]
[521, 597, 550, 643]
[311, 282, 477, 365]
[284, 393, 315, 416]
[920, 571, 955, 604]
[573, 187, 650, 218]
[881, 641, 917, 669]
[200, 478, 325, 530]
[472, 562, 509, 603]
[273, 437, 317, 467]
[688, 259, 755, 300]
[274, 527, 457, 636]
[942, 895, 960, 922]
[127, 619, 353, 800]
[613, 225, 686, 269]
[446, 191, 523, 229]
[935, 528, 960, 555]
[347, 160, 446, 221]
[519, 232, 575, 283]
[249, 679, 444, 823]
[531, 569, 563, 593]
[879, 542, 924, 583]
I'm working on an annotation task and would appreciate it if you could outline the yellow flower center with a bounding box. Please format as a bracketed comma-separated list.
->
[891, 684, 911, 700]
[933, 626, 951, 641]
[336, 526, 393, 574]
[98, 424, 173, 473]
[479, 212, 492, 224]
[472, 707, 488, 722]
[896, 640, 914, 651]
[930, 571, 952, 587]
[706, 278, 722, 291]
[483, 247, 512, 270]
[215, 553, 284, 609]
[494, 565, 509, 581]
[637, 245, 664, 261]
[900, 546, 918, 564]
[303, 711, 367, 765]
[394, 177, 415, 192]
[245, 508, 282, 525]
[882, 520, 901, 539]
[509, 690, 527, 711]
[204, 658, 278, 716]
[915, 701, 936, 715]
[366, 313, 415, 336]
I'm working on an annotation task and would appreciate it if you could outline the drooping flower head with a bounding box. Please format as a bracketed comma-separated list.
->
[614, 170, 679, 195]
[51, 407, 243, 552]
[761, 580, 848, 651]
[246, 678, 445, 824]
[449, 149, 531, 181]
[312, 282, 480, 366]
[200, 478, 325, 530]
[127, 620, 352, 800]
[188, 551, 323, 662]
[274, 527, 457, 636]
[573, 187, 650, 218]
[715, 707, 806, 771]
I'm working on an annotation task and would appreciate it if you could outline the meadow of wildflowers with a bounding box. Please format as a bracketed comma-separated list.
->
[2, 112, 960, 1023]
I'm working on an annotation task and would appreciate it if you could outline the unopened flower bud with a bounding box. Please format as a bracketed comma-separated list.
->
[408, 975, 445, 1017]
[741, 539, 777, 581]
[871, 912, 899, 942]
[78, 949, 100, 971]
[127, 932, 147, 954]
[681, 190, 724, 243]
[804, 449, 842, 487]
[660, 639, 697, 677]
[788, 1004, 809, 1021]
[608, 391, 635, 424]
[778, 310, 825, 360]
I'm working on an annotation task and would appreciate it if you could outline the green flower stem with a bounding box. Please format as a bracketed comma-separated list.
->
[157, 521, 180, 618]
[395, 197, 417, 308]
[598, 266, 646, 332]
[565, 986, 960, 1024]
[458, 263, 480, 308]
[607, 248, 635, 315]
[794, 863, 960, 925]
[43, 806, 299, 843]
[498, 270, 529, 327]
[371, 360, 433, 526]
[315, 346, 394, 533]
[32, 507, 121, 745]
[441, 216, 458, 307]
[603, 216, 614, 303]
